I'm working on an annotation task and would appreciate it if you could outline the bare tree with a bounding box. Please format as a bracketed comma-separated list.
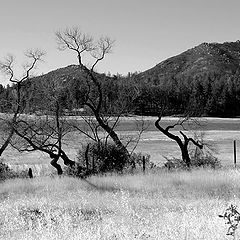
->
[0, 50, 45, 156]
[12, 79, 75, 175]
[155, 110, 203, 168]
[56, 27, 131, 159]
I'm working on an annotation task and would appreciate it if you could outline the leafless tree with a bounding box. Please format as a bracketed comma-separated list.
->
[155, 110, 203, 168]
[0, 50, 45, 156]
[11, 79, 76, 175]
[56, 27, 131, 159]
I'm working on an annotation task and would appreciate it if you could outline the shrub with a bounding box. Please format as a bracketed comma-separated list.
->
[129, 152, 155, 170]
[219, 204, 240, 237]
[0, 160, 29, 181]
[0, 161, 12, 181]
[64, 163, 88, 178]
[163, 157, 187, 170]
[163, 151, 221, 170]
[68, 142, 155, 177]
[190, 146, 221, 169]
[76, 141, 129, 175]
[191, 154, 221, 169]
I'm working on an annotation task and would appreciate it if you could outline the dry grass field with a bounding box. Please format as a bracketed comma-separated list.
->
[1, 169, 240, 240]
[1, 117, 240, 239]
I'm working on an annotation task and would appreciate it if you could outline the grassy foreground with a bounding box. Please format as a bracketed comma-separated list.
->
[0, 169, 240, 240]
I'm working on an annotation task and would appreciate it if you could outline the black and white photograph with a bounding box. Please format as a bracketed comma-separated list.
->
[1, 0, 240, 239]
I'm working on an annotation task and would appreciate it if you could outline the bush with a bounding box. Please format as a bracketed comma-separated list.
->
[0, 160, 29, 181]
[76, 141, 130, 175]
[191, 154, 221, 169]
[64, 163, 88, 178]
[68, 142, 155, 177]
[0, 161, 11, 181]
[129, 152, 155, 170]
[191, 146, 221, 169]
[163, 157, 187, 170]
[163, 151, 221, 170]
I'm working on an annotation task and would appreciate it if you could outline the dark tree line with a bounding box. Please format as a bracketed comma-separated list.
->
[1, 67, 240, 118]
[134, 71, 240, 117]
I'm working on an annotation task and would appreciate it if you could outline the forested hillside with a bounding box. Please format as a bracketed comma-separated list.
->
[1, 41, 240, 117]
[138, 40, 240, 116]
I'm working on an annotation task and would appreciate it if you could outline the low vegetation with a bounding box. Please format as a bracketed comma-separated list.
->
[65, 141, 153, 177]
[164, 152, 221, 170]
[0, 160, 29, 181]
[0, 169, 239, 239]
[76, 141, 131, 174]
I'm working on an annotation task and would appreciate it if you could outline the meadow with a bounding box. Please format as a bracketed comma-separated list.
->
[0, 169, 240, 240]
[1, 117, 240, 239]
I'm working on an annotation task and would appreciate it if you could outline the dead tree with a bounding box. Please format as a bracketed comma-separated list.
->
[12, 116, 75, 175]
[0, 53, 70, 173]
[12, 81, 75, 175]
[56, 27, 130, 159]
[0, 50, 45, 156]
[155, 112, 203, 168]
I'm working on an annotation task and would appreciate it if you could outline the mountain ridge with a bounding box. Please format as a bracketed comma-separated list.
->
[2, 40, 240, 117]
[18, 40, 240, 87]
[140, 40, 240, 83]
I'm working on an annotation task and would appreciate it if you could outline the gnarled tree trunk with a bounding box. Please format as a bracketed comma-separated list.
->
[155, 116, 203, 168]
[50, 155, 63, 175]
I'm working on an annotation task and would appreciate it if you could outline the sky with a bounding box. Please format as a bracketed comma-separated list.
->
[1, 0, 240, 85]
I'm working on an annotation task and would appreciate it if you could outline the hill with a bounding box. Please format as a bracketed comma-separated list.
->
[1, 41, 240, 117]
[140, 40, 240, 84]
[134, 41, 240, 116]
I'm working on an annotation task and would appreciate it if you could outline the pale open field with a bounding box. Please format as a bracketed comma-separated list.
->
[1, 117, 240, 239]
[1, 117, 240, 174]
[1, 169, 240, 240]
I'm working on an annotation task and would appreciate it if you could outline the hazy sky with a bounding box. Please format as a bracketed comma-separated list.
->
[1, 0, 240, 84]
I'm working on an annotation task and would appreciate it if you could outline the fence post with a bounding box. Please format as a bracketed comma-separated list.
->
[28, 168, 33, 178]
[143, 156, 146, 173]
[234, 140, 237, 168]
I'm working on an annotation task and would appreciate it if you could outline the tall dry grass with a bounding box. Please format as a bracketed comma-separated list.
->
[1, 169, 240, 239]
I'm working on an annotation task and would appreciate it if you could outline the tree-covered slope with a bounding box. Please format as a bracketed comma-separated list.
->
[140, 40, 240, 84]
[135, 41, 240, 116]
[1, 41, 240, 117]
